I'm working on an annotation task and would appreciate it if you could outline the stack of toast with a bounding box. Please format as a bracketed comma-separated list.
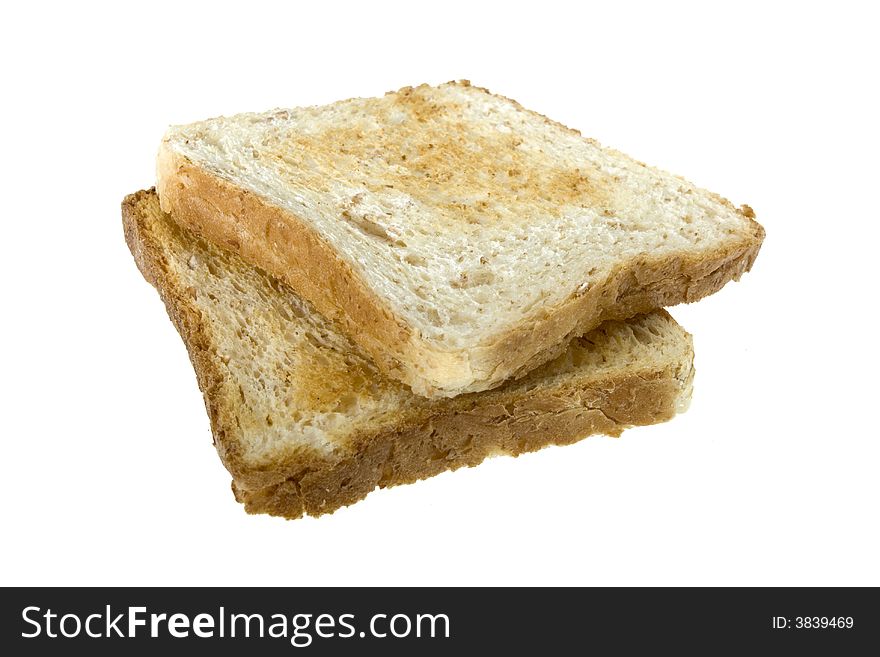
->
[123, 81, 763, 519]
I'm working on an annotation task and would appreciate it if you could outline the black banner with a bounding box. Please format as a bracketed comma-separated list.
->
[2, 587, 876, 653]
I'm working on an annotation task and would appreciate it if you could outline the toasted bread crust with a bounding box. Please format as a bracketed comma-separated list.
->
[123, 190, 251, 481]
[158, 137, 760, 398]
[234, 366, 689, 519]
[492, 220, 761, 383]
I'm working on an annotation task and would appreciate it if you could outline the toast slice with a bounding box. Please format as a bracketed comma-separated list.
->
[157, 81, 760, 398]
[123, 189, 694, 519]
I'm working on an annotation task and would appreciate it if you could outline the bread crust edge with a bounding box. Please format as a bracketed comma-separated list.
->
[123, 189, 254, 483]
[232, 361, 694, 519]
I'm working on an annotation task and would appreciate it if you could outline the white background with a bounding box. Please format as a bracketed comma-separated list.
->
[2, 1, 878, 586]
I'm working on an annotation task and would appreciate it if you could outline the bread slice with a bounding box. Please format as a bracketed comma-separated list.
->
[124, 189, 694, 519]
[157, 81, 760, 398]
